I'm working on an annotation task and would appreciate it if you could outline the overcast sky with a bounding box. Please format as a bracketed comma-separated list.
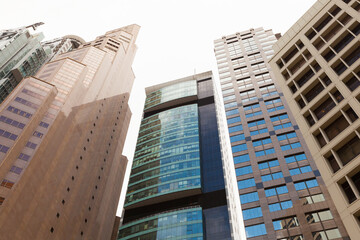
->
[1, 0, 317, 216]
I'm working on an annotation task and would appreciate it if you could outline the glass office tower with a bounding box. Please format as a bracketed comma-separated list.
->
[118, 72, 236, 240]
[269, 0, 360, 238]
[214, 27, 349, 239]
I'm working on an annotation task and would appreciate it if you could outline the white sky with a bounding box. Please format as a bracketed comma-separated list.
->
[1, 0, 317, 216]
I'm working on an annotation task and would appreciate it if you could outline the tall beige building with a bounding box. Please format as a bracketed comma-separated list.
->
[0, 24, 139, 239]
[269, 0, 359, 238]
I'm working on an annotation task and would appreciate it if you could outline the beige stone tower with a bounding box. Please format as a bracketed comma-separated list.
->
[0, 24, 139, 239]
[269, 0, 360, 238]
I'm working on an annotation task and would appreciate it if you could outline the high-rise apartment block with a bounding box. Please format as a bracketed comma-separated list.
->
[0, 24, 139, 239]
[214, 27, 349, 239]
[118, 72, 245, 240]
[269, 0, 360, 238]
[0, 23, 48, 102]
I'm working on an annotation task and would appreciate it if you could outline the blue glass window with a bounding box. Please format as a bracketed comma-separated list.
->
[230, 134, 245, 142]
[223, 95, 236, 101]
[245, 223, 267, 238]
[234, 154, 250, 164]
[273, 122, 292, 130]
[248, 119, 265, 127]
[265, 185, 288, 197]
[262, 171, 285, 182]
[253, 137, 272, 147]
[227, 116, 241, 125]
[281, 142, 301, 151]
[285, 153, 307, 163]
[270, 113, 289, 122]
[277, 132, 297, 141]
[289, 166, 312, 176]
[268, 106, 285, 112]
[265, 98, 282, 105]
[240, 192, 259, 204]
[262, 91, 278, 98]
[242, 207, 263, 220]
[226, 109, 239, 116]
[232, 144, 247, 153]
[269, 200, 293, 212]
[294, 179, 319, 191]
[229, 125, 243, 133]
[246, 111, 262, 118]
[236, 165, 253, 176]
[238, 178, 256, 189]
[255, 148, 275, 157]
[273, 216, 299, 230]
[250, 128, 268, 136]
[225, 102, 237, 109]
[258, 159, 279, 169]
[244, 103, 260, 111]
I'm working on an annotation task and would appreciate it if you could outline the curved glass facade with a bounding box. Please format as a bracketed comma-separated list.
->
[118, 207, 203, 240]
[125, 104, 201, 207]
[144, 80, 197, 110]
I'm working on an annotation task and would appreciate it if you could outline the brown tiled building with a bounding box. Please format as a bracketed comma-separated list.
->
[0, 24, 139, 239]
[269, 0, 360, 238]
[214, 27, 349, 239]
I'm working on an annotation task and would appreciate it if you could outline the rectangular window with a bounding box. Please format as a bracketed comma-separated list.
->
[238, 178, 256, 189]
[306, 209, 333, 223]
[255, 148, 275, 157]
[269, 200, 293, 212]
[253, 137, 272, 147]
[294, 179, 319, 191]
[301, 193, 326, 205]
[273, 216, 299, 230]
[259, 159, 279, 170]
[261, 172, 283, 182]
[243, 207, 263, 220]
[227, 116, 241, 125]
[336, 136, 360, 166]
[228, 125, 243, 133]
[340, 180, 356, 203]
[265, 185, 289, 197]
[230, 134, 245, 143]
[236, 165, 253, 176]
[234, 154, 250, 164]
[245, 223, 267, 238]
[285, 153, 307, 163]
[324, 114, 349, 141]
[232, 144, 247, 153]
[312, 228, 341, 239]
[313, 97, 336, 120]
[226, 109, 239, 116]
[240, 192, 259, 204]
[289, 166, 312, 176]
[0, 116, 25, 129]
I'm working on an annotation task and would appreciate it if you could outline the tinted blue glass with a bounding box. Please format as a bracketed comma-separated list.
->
[306, 179, 318, 188]
[236, 165, 253, 176]
[261, 174, 273, 182]
[296, 153, 307, 161]
[301, 166, 312, 173]
[273, 220, 283, 230]
[265, 188, 276, 197]
[276, 185, 289, 194]
[265, 148, 275, 154]
[234, 154, 250, 164]
[230, 134, 245, 142]
[291, 142, 301, 148]
[294, 182, 307, 191]
[281, 145, 291, 151]
[269, 203, 281, 212]
[242, 207, 263, 220]
[226, 109, 239, 116]
[269, 160, 279, 167]
[281, 200, 293, 209]
[289, 168, 301, 175]
[273, 172, 283, 179]
[255, 151, 265, 157]
[229, 125, 243, 133]
[248, 119, 265, 127]
[225, 102, 237, 109]
[223, 95, 235, 101]
[238, 178, 256, 189]
[232, 144, 247, 153]
[245, 223, 267, 238]
[240, 192, 259, 204]
[227, 116, 241, 125]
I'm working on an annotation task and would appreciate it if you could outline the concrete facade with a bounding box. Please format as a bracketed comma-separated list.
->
[269, 0, 360, 238]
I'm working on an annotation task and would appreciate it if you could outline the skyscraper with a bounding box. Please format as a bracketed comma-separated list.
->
[0, 23, 48, 102]
[118, 72, 243, 240]
[214, 27, 349, 239]
[0, 24, 139, 239]
[268, 0, 360, 238]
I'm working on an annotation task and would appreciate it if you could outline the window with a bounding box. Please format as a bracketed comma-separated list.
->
[269, 200, 293, 212]
[238, 178, 256, 189]
[243, 207, 263, 220]
[289, 166, 312, 176]
[234, 154, 250, 164]
[229, 125, 243, 133]
[255, 148, 275, 157]
[301, 193, 326, 205]
[226, 108, 239, 116]
[248, 119, 265, 127]
[236, 165, 253, 176]
[323, 114, 349, 141]
[351, 171, 360, 193]
[340, 180, 356, 204]
[312, 228, 341, 240]
[259, 159, 279, 170]
[243, 103, 260, 111]
[227, 116, 241, 125]
[250, 128, 268, 136]
[0, 129, 17, 141]
[281, 142, 301, 151]
[240, 192, 259, 204]
[284, 153, 307, 163]
[306, 209, 333, 223]
[314, 97, 336, 120]
[245, 111, 262, 118]
[294, 179, 319, 191]
[223, 95, 235, 101]
[336, 136, 360, 166]
[0, 179, 14, 189]
[232, 144, 247, 153]
[0, 116, 25, 129]
[265, 98, 282, 106]
[277, 132, 297, 141]
[230, 134, 245, 142]
[245, 223, 267, 238]
[265, 185, 289, 197]
[253, 137, 272, 147]
[10, 166, 22, 174]
[261, 172, 283, 182]
[225, 102, 237, 109]
[268, 106, 284, 112]
[273, 216, 299, 230]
